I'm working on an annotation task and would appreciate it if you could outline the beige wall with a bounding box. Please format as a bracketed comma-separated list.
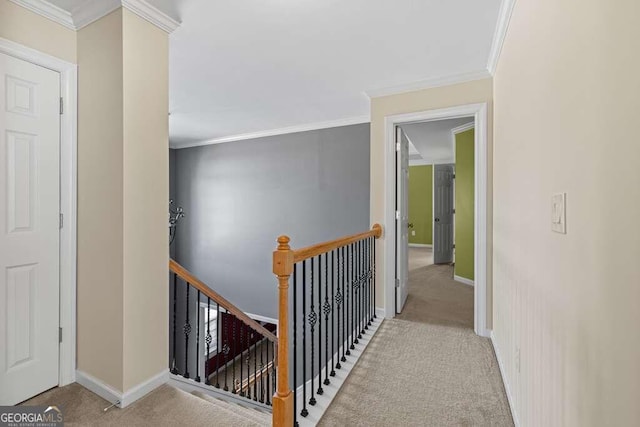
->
[77, 9, 169, 393]
[122, 8, 169, 390]
[77, 8, 126, 391]
[492, 0, 640, 425]
[0, 0, 76, 63]
[370, 78, 493, 326]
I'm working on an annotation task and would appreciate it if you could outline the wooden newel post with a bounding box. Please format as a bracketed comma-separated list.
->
[272, 235, 294, 427]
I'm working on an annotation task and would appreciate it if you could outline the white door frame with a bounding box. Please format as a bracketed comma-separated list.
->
[0, 38, 78, 385]
[383, 103, 489, 337]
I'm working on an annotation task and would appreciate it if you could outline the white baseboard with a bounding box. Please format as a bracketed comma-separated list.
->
[76, 370, 122, 407]
[454, 275, 474, 286]
[76, 369, 169, 408]
[375, 307, 385, 319]
[490, 332, 520, 427]
[296, 316, 383, 427]
[121, 369, 169, 407]
[408, 243, 432, 248]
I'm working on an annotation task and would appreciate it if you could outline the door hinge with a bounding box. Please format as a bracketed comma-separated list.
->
[396, 142, 400, 152]
[395, 210, 400, 220]
[60, 97, 64, 115]
[395, 278, 400, 288]
[452, 208, 456, 214]
[59, 213, 64, 229]
[59, 327, 63, 343]
[452, 173, 456, 179]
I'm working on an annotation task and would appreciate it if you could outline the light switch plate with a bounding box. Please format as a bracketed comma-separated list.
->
[551, 193, 566, 234]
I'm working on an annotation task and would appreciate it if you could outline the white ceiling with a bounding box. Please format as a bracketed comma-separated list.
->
[401, 118, 474, 165]
[44, 0, 501, 148]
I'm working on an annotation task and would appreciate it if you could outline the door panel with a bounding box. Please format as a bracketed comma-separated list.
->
[396, 127, 409, 313]
[0, 52, 61, 405]
[433, 164, 454, 264]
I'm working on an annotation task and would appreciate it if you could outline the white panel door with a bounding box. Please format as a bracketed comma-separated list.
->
[0, 53, 60, 405]
[396, 127, 409, 313]
[433, 164, 454, 264]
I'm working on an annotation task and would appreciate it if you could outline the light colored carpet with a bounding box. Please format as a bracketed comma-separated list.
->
[318, 264, 513, 427]
[409, 247, 433, 271]
[22, 382, 270, 426]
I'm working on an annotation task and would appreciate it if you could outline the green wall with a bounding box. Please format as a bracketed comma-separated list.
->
[408, 165, 433, 245]
[454, 128, 474, 280]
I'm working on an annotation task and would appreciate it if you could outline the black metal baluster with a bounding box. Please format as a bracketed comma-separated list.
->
[265, 340, 271, 406]
[205, 297, 211, 385]
[317, 255, 324, 396]
[366, 237, 371, 327]
[330, 249, 336, 377]
[215, 304, 220, 388]
[195, 290, 201, 382]
[239, 325, 245, 397]
[337, 247, 344, 366]
[373, 236, 377, 319]
[370, 237, 374, 323]
[184, 281, 191, 379]
[350, 243, 356, 350]
[231, 316, 237, 393]
[323, 252, 330, 385]
[301, 260, 308, 416]
[253, 338, 258, 401]
[223, 313, 229, 391]
[272, 340, 276, 397]
[260, 334, 265, 403]
[346, 244, 352, 355]
[357, 241, 362, 337]
[293, 264, 298, 417]
[171, 274, 178, 374]
[309, 257, 317, 405]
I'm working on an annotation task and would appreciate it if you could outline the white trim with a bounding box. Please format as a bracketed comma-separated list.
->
[122, 0, 181, 33]
[365, 70, 491, 99]
[487, 0, 517, 75]
[409, 158, 453, 167]
[491, 333, 520, 427]
[243, 312, 278, 325]
[71, 0, 121, 30]
[408, 243, 432, 248]
[75, 370, 121, 407]
[454, 275, 474, 286]
[76, 369, 169, 408]
[120, 369, 170, 407]
[296, 317, 383, 426]
[8, 0, 75, 29]
[170, 375, 271, 413]
[376, 307, 386, 319]
[451, 121, 475, 136]
[171, 115, 371, 149]
[383, 103, 490, 337]
[9, 0, 181, 33]
[0, 37, 79, 387]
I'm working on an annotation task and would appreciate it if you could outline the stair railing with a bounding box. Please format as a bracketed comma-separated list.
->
[272, 224, 383, 426]
[169, 260, 278, 406]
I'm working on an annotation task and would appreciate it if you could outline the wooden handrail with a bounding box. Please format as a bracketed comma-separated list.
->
[293, 223, 382, 263]
[271, 224, 383, 426]
[169, 259, 277, 343]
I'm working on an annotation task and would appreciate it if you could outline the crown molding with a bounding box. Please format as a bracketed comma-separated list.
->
[365, 69, 492, 99]
[72, 0, 120, 30]
[171, 115, 371, 149]
[451, 121, 475, 135]
[122, 0, 180, 33]
[487, 0, 517, 75]
[9, 0, 75, 30]
[10, 0, 180, 33]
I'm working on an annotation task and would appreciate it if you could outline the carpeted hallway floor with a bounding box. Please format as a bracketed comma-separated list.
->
[318, 263, 514, 427]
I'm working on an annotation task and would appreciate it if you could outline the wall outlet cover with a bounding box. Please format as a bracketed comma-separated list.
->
[551, 193, 566, 234]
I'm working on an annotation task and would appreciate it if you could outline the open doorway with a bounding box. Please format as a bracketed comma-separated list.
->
[386, 104, 489, 337]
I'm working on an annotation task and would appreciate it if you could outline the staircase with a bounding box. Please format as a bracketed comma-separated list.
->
[188, 389, 271, 426]
[168, 224, 383, 426]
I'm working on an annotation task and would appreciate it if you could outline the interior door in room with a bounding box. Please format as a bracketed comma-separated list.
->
[433, 164, 454, 264]
[0, 52, 61, 405]
[395, 127, 409, 313]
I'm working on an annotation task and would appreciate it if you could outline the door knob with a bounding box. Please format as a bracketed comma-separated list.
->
[408, 223, 414, 228]
[434, 218, 440, 222]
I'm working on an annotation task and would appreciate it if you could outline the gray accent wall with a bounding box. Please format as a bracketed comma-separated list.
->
[171, 124, 370, 319]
